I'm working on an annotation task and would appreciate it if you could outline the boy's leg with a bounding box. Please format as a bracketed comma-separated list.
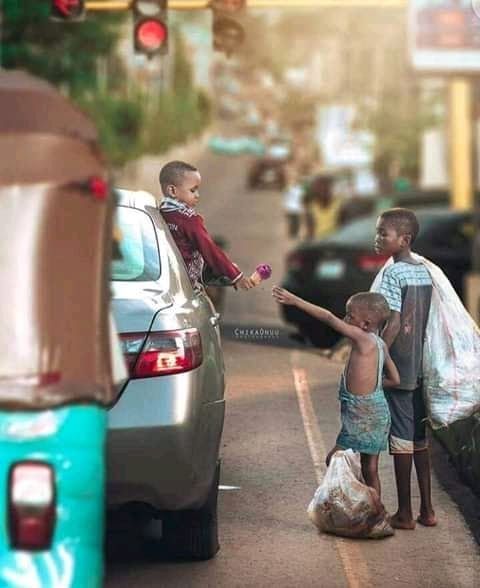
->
[360, 453, 381, 498]
[412, 386, 436, 526]
[385, 388, 416, 529]
[391, 454, 415, 529]
[286, 214, 295, 238]
[414, 449, 436, 526]
[326, 445, 342, 466]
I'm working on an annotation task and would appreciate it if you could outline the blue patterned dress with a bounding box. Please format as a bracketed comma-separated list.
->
[336, 334, 391, 455]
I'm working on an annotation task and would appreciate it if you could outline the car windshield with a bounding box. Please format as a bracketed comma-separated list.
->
[322, 208, 450, 247]
[111, 206, 161, 281]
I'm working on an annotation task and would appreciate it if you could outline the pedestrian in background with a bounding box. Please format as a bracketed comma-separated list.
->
[304, 173, 341, 240]
[282, 162, 304, 240]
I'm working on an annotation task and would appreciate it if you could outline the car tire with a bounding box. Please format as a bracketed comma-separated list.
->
[162, 462, 220, 561]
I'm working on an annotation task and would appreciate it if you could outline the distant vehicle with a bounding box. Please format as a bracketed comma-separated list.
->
[337, 189, 473, 226]
[247, 137, 292, 190]
[208, 135, 264, 156]
[108, 189, 225, 560]
[280, 208, 473, 347]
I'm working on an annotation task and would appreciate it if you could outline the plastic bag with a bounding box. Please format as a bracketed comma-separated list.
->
[307, 449, 394, 539]
[371, 253, 480, 428]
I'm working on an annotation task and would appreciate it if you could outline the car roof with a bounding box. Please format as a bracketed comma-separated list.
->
[308, 206, 470, 249]
[116, 188, 158, 211]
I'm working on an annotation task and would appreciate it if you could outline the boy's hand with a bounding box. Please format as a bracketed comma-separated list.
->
[326, 446, 341, 467]
[272, 286, 298, 306]
[235, 276, 255, 290]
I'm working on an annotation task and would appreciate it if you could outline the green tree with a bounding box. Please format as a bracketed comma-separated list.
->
[1, 5, 211, 165]
[2, 0, 125, 96]
[144, 29, 211, 155]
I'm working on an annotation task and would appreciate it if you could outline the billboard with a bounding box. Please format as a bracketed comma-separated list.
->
[409, 0, 480, 72]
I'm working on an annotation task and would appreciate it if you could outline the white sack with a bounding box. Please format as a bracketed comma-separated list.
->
[371, 253, 480, 428]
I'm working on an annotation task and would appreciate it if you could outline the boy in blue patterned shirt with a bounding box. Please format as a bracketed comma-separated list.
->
[373, 208, 436, 530]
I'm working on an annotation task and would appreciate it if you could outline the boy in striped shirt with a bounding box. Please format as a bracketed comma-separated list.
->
[373, 208, 437, 530]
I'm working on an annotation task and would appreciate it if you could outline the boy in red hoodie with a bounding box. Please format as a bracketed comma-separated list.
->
[159, 160, 254, 290]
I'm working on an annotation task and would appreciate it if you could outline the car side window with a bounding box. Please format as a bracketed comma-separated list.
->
[111, 206, 161, 281]
[431, 219, 473, 251]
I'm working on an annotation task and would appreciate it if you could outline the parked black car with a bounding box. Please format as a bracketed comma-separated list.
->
[337, 189, 454, 226]
[280, 208, 474, 347]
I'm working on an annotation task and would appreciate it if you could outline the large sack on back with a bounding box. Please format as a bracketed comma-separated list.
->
[371, 254, 480, 428]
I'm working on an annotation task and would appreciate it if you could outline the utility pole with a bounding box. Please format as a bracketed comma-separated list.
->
[449, 78, 474, 211]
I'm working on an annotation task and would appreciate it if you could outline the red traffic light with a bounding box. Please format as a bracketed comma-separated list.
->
[51, 0, 85, 21]
[212, 0, 246, 14]
[135, 19, 168, 53]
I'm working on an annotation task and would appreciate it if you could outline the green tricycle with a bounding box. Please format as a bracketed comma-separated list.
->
[0, 71, 125, 587]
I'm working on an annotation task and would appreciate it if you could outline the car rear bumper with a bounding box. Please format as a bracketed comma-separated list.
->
[106, 374, 225, 511]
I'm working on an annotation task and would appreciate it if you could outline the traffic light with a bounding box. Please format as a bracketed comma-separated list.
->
[211, 0, 247, 56]
[50, 0, 85, 21]
[133, 0, 168, 57]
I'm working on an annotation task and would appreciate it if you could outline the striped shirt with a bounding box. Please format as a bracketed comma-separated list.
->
[378, 260, 432, 390]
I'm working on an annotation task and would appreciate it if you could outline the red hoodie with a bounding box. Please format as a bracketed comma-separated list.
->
[160, 202, 243, 287]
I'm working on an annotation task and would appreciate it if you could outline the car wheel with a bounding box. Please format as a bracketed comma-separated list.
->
[162, 462, 220, 560]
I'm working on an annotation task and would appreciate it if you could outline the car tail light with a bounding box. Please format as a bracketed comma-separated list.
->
[286, 250, 316, 273]
[8, 462, 56, 550]
[287, 251, 304, 272]
[119, 329, 203, 378]
[356, 253, 390, 273]
[119, 332, 147, 374]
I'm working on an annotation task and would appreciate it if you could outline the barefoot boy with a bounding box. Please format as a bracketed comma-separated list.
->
[373, 207, 437, 529]
[272, 287, 399, 498]
[159, 160, 254, 290]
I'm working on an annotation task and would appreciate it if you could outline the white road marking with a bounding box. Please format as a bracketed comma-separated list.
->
[219, 485, 242, 491]
[291, 356, 371, 588]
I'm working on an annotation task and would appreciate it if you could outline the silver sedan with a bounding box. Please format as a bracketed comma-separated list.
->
[107, 189, 225, 560]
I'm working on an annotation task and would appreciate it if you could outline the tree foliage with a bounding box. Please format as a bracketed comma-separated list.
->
[2, 0, 125, 95]
[1, 4, 211, 166]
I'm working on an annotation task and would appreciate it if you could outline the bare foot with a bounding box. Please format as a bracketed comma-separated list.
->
[390, 513, 416, 530]
[417, 512, 437, 527]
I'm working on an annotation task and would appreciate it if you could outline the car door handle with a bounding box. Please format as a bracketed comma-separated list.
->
[210, 313, 221, 327]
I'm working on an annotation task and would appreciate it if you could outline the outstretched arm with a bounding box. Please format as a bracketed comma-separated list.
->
[272, 286, 368, 345]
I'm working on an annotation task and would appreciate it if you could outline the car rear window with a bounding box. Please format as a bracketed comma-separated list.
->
[111, 206, 161, 281]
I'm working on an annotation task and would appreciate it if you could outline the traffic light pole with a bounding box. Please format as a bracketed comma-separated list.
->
[84, 0, 406, 10]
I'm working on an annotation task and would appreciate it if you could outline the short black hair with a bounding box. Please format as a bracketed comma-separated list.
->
[348, 292, 390, 326]
[159, 161, 198, 196]
[379, 208, 420, 244]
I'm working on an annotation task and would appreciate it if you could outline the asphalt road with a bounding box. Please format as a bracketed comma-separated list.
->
[107, 151, 480, 587]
